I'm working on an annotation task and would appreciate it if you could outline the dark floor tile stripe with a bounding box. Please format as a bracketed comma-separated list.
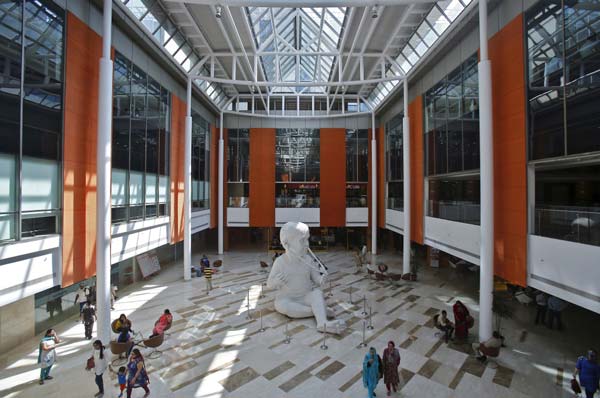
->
[264, 361, 296, 380]
[425, 340, 443, 358]
[339, 371, 363, 392]
[556, 367, 563, 386]
[279, 356, 330, 392]
[492, 365, 514, 388]
[417, 358, 442, 379]
[220, 366, 260, 392]
[449, 369, 466, 389]
[170, 358, 240, 391]
[315, 361, 345, 381]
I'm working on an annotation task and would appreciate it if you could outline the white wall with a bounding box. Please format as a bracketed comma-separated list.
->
[346, 208, 368, 226]
[424, 217, 480, 265]
[192, 210, 211, 233]
[227, 208, 249, 227]
[385, 209, 405, 234]
[0, 235, 61, 307]
[111, 217, 170, 264]
[276, 208, 320, 227]
[528, 235, 600, 314]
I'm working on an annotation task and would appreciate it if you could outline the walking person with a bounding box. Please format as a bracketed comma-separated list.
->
[38, 329, 61, 385]
[75, 284, 89, 322]
[126, 348, 150, 398]
[363, 347, 382, 398]
[82, 300, 96, 340]
[574, 350, 600, 398]
[382, 341, 401, 396]
[547, 295, 567, 330]
[88, 340, 107, 397]
[203, 262, 213, 294]
[534, 292, 547, 325]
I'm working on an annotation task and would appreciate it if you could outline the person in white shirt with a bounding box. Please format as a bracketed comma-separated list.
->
[74, 284, 90, 321]
[89, 340, 108, 397]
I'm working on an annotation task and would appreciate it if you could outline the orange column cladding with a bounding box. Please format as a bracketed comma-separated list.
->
[320, 128, 346, 227]
[249, 128, 275, 227]
[62, 13, 102, 286]
[170, 94, 186, 243]
[489, 14, 528, 286]
[408, 95, 424, 244]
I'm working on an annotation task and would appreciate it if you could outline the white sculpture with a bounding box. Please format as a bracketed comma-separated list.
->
[267, 222, 346, 334]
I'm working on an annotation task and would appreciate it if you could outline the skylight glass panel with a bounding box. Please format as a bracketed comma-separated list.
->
[438, 0, 466, 22]
[427, 6, 451, 35]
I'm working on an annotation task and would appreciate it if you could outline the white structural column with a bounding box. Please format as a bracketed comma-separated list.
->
[96, 0, 113, 344]
[183, 78, 192, 280]
[402, 80, 411, 276]
[218, 113, 224, 254]
[371, 112, 377, 255]
[478, 0, 494, 342]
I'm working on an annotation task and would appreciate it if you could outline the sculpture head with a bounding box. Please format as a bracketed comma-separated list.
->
[280, 222, 310, 258]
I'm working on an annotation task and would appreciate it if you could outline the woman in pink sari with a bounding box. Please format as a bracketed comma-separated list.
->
[453, 301, 472, 340]
[150, 309, 172, 337]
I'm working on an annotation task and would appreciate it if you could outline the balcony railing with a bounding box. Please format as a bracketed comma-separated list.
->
[427, 200, 480, 225]
[534, 207, 600, 247]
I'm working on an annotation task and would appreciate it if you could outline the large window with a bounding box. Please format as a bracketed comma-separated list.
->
[424, 54, 479, 176]
[0, 0, 64, 242]
[275, 129, 320, 207]
[227, 129, 249, 207]
[346, 129, 368, 207]
[386, 115, 403, 210]
[112, 53, 170, 223]
[534, 164, 600, 247]
[526, 1, 600, 160]
[428, 178, 480, 225]
[192, 112, 210, 210]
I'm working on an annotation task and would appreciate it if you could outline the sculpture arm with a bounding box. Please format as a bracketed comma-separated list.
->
[310, 266, 325, 287]
[267, 260, 286, 290]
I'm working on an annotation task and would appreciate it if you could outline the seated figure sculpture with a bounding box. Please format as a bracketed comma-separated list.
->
[267, 222, 346, 334]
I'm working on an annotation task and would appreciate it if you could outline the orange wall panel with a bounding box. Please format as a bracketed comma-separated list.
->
[170, 94, 186, 243]
[249, 128, 275, 227]
[408, 95, 424, 244]
[320, 129, 346, 227]
[62, 12, 101, 286]
[489, 14, 528, 286]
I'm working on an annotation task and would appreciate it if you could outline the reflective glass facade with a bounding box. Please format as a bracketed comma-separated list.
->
[275, 128, 320, 207]
[112, 52, 170, 223]
[428, 178, 480, 225]
[192, 112, 210, 210]
[0, 0, 64, 242]
[385, 115, 403, 210]
[424, 53, 479, 176]
[346, 129, 368, 207]
[227, 129, 249, 208]
[526, 1, 600, 160]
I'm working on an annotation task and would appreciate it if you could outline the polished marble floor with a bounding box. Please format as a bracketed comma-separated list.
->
[0, 249, 596, 398]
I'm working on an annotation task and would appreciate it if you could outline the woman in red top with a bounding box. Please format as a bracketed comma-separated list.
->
[382, 341, 401, 395]
[150, 309, 172, 337]
[453, 300, 472, 340]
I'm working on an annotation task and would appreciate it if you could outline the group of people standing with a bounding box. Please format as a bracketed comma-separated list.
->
[534, 292, 568, 330]
[362, 341, 402, 397]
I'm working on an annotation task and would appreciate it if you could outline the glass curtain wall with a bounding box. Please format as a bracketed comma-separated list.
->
[526, 1, 600, 246]
[191, 112, 210, 210]
[424, 53, 480, 224]
[112, 52, 170, 223]
[0, 0, 64, 242]
[227, 129, 249, 207]
[385, 115, 403, 210]
[275, 129, 320, 207]
[346, 129, 368, 207]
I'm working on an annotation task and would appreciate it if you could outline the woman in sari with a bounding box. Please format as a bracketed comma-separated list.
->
[453, 300, 472, 340]
[126, 348, 150, 398]
[150, 309, 172, 338]
[38, 329, 61, 385]
[382, 341, 401, 395]
[363, 347, 381, 398]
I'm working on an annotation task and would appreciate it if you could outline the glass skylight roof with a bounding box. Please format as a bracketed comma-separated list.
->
[367, 0, 473, 109]
[246, 6, 347, 93]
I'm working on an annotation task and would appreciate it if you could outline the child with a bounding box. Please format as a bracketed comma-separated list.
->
[117, 366, 126, 398]
[203, 263, 213, 294]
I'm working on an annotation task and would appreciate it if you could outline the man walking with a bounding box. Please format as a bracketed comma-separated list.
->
[81, 300, 96, 340]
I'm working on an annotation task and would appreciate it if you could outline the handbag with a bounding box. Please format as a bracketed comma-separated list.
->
[86, 357, 95, 370]
[571, 377, 582, 394]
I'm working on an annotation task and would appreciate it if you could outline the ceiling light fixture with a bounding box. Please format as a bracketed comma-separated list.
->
[216, 5, 222, 19]
[371, 5, 379, 19]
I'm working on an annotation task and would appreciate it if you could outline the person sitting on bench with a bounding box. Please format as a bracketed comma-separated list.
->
[436, 310, 454, 343]
[472, 331, 503, 362]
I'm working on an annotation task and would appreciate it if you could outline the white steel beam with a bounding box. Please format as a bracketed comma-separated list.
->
[176, 0, 434, 6]
[402, 79, 411, 276]
[192, 75, 403, 87]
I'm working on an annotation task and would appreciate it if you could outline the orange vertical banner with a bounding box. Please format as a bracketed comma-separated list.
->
[320, 128, 346, 226]
[249, 128, 275, 226]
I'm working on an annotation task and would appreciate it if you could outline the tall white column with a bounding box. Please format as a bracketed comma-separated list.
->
[478, 0, 494, 342]
[96, 0, 113, 344]
[218, 113, 224, 254]
[402, 80, 411, 276]
[371, 112, 377, 255]
[183, 78, 192, 280]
